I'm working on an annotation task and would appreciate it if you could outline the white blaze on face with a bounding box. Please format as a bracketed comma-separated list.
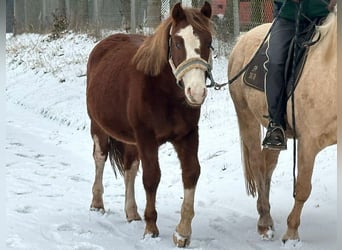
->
[176, 25, 207, 106]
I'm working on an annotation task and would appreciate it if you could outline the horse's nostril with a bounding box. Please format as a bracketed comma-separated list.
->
[187, 87, 192, 96]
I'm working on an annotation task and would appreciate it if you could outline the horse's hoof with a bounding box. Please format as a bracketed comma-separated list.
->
[282, 238, 302, 248]
[144, 226, 159, 238]
[173, 231, 191, 248]
[90, 206, 105, 214]
[143, 232, 159, 238]
[258, 226, 274, 240]
[127, 214, 142, 222]
[126, 211, 142, 222]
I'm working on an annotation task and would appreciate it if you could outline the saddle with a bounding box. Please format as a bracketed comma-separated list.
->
[243, 22, 319, 99]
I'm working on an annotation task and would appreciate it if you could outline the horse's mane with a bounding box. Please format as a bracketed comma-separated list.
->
[312, 8, 336, 61]
[316, 8, 336, 39]
[132, 8, 214, 76]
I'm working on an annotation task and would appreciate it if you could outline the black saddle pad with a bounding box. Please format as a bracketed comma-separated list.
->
[243, 24, 317, 99]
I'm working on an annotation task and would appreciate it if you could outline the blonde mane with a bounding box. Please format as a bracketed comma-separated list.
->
[312, 9, 337, 61]
[316, 9, 336, 39]
[132, 8, 214, 76]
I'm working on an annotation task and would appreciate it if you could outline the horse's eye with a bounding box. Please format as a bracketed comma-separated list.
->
[175, 43, 181, 49]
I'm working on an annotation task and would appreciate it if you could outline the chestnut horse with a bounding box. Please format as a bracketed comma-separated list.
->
[228, 9, 336, 246]
[86, 2, 213, 247]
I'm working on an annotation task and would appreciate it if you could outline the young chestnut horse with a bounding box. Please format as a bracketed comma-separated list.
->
[228, 9, 336, 246]
[86, 2, 213, 247]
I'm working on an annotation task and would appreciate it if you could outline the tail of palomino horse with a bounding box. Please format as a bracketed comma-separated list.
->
[108, 138, 125, 177]
[228, 23, 272, 198]
[240, 139, 257, 197]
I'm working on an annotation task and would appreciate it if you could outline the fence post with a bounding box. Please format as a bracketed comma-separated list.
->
[233, 0, 239, 37]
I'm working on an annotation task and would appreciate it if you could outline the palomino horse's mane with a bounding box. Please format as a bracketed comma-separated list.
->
[132, 7, 214, 76]
[316, 8, 337, 39]
[312, 8, 336, 61]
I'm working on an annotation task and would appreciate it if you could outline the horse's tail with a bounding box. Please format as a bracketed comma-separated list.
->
[108, 137, 125, 177]
[240, 137, 257, 197]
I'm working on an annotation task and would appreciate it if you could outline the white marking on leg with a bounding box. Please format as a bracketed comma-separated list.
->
[91, 135, 106, 210]
[124, 160, 141, 221]
[173, 188, 195, 247]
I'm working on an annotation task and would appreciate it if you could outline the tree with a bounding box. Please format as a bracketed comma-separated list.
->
[169, 0, 178, 10]
[191, 0, 206, 8]
[121, 0, 131, 31]
[78, 0, 89, 30]
[213, 0, 234, 42]
[146, 0, 161, 32]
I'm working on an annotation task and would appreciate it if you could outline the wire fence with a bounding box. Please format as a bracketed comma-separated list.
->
[6, 0, 274, 55]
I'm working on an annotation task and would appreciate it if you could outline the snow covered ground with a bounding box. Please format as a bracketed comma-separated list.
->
[6, 32, 337, 250]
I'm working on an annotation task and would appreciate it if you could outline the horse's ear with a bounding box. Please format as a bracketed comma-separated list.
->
[201, 1, 212, 18]
[172, 2, 186, 22]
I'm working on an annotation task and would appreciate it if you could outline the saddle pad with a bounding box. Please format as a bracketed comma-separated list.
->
[242, 17, 321, 99]
[243, 42, 268, 92]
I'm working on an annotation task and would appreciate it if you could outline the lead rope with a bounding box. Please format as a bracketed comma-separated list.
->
[291, 1, 303, 198]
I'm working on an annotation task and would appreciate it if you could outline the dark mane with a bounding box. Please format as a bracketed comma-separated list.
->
[132, 7, 213, 76]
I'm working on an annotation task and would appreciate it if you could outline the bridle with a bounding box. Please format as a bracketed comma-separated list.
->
[167, 32, 216, 89]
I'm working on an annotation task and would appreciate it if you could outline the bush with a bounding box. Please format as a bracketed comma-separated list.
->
[50, 9, 69, 40]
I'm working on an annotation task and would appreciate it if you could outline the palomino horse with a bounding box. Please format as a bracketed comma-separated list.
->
[86, 2, 213, 247]
[228, 9, 336, 245]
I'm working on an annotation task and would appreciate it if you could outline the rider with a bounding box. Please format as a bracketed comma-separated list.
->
[262, 0, 334, 150]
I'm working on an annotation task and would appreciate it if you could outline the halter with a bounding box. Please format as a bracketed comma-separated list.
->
[168, 35, 215, 89]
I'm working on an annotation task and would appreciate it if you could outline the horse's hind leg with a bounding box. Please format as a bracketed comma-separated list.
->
[171, 128, 201, 247]
[232, 101, 279, 239]
[258, 148, 280, 238]
[90, 123, 108, 212]
[122, 144, 141, 222]
[134, 131, 161, 237]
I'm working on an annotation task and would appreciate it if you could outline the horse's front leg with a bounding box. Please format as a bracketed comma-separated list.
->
[282, 140, 317, 245]
[136, 131, 161, 237]
[171, 128, 201, 247]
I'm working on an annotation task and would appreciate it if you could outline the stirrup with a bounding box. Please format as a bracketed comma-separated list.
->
[262, 123, 287, 150]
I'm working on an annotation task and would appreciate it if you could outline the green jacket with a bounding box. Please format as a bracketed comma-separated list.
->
[274, 0, 330, 21]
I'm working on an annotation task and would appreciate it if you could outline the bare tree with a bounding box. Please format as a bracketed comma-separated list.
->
[212, 0, 233, 42]
[78, 0, 89, 30]
[121, 0, 130, 31]
[191, 0, 206, 8]
[169, 0, 178, 9]
[57, 0, 66, 17]
[146, 0, 161, 32]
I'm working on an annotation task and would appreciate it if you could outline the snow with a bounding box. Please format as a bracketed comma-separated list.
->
[6, 32, 337, 250]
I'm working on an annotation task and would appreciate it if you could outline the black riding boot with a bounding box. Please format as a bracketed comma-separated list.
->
[262, 17, 296, 150]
